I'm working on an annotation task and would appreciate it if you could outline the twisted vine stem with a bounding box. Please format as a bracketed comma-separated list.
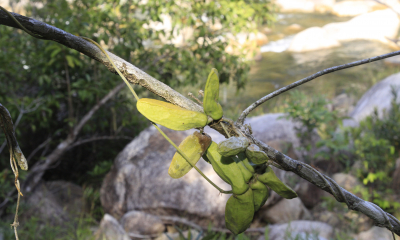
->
[1, 8, 400, 236]
[250, 136, 400, 236]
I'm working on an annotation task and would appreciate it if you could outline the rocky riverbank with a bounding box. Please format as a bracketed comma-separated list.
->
[93, 72, 400, 239]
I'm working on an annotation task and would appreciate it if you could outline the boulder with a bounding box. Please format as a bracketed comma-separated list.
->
[94, 214, 130, 240]
[45, 180, 85, 218]
[332, 173, 360, 191]
[262, 198, 311, 224]
[356, 226, 393, 240]
[314, 0, 336, 13]
[332, 93, 356, 116]
[274, 0, 335, 13]
[344, 72, 400, 126]
[100, 113, 301, 227]
[20, 180, 85, 226]
[120, 211, 165, 236]
[296, 179, 326, 208]
[21, 181, 71, 226]
[315, 210, 340, 227]
[284, 23, 303, 33]
[244, 113, 301, 158]
[332, 1, 386, 17]
[274, 0, 315, 12]
[100, 126, 231, 227]
[288, 9, 400, 52]
[288, 27, 341, 52]
[324, 10, 399, 45]
[264, 220, 334, 240]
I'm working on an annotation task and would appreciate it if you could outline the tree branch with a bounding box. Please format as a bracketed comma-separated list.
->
[0, 98, 43, 154]
[26, 137, 51, 162]
[237, 49, 400, 125]
[250, 136, 400, 235]
[67, 136, 133, 150]
[22, 82, 126, 192]
[0, 10, 203, 113]
[1, 8, 400, 236]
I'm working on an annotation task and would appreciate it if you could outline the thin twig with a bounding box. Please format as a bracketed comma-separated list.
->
[251, 136, 400, 235]
[188, 92, 203, 105]
[66, 136, 133, 150]
[1, 8, 400, 236]
[22, 82, 126, 193]
[237, 49, 400, 125]
[0, 9, 203, 113]
[0, 99, 43, 154]
[26, 137, 51, 162]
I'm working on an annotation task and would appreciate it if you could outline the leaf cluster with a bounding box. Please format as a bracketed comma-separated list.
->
[0, 0, 275, 226]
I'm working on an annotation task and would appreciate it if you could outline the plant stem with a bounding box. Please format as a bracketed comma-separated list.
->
[153, 124, 232, 194]
[81, 37, 232, 194]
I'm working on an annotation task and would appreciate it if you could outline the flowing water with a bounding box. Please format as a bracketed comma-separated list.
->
[221, 13, 400, 119]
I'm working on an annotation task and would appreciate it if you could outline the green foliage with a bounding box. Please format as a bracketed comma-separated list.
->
[83, 186, 104, 220]
[0, 215, 96, 240]
[284, 87, 400, 211]
[0, 0, 275, 183]
[0, 0, 275, 237]
[284, 91, 339, 137]
[348, 88, 400, 211]
[283, 90, 342, 162]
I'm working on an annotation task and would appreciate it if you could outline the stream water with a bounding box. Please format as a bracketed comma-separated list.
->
[221, 13, 400, 119]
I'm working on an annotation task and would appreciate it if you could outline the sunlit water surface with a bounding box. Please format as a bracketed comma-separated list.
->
[221, 13, 400, 119]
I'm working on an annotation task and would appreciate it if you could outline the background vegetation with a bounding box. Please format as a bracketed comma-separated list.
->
[0, 0, 275, 238]
[2, 0, 400, 239]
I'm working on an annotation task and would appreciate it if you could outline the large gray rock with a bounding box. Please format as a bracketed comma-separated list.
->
[94, 214, 130, 240]
[274, 0, 335, 13]
[288, 9, 400, 52]
[101, 126, 231, 227]
[331, 1, 385, 17]
[120, 211, 165, 236]
[21, 180, 84, 225]
[296, 179, 326, 208]
[324, 9, 399, 45]
[356, 226, 393, 240]
[344, 72, 400, 126]
[100, 114, 301, 227]
[45, 180, 84, 218]
[262, 198, 310, 224]
[332, 173, 360, 191]
[288, 27, 341, 52]
[244, 113, 301, 158]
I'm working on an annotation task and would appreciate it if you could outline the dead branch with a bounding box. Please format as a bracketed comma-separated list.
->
[26, 137, 51, 162]
[22, 82, 125, 193]
[67, 136, 133, 150]
[1, 9, 400, 236]
[0, 10, 203, 113]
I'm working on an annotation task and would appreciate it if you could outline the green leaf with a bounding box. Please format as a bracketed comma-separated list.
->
[66, 55, 75, 68]
[50, 48, 62, 58]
